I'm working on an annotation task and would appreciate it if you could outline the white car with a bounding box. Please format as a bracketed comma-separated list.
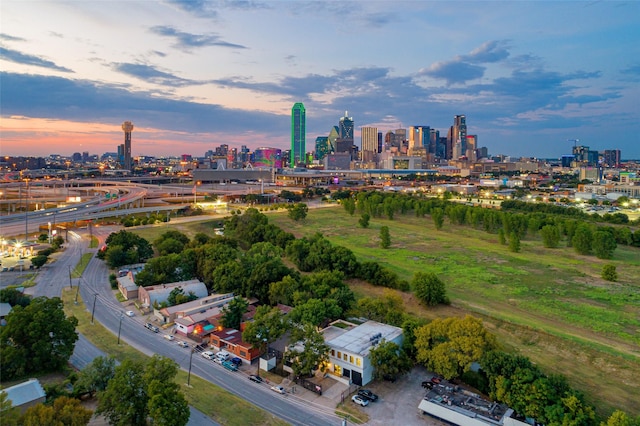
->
[270, 385, 286, 395]
[201, 351, 215, 360]
[125, 310, 135, 317]
[352, 395, 369, 407]
[177, 341, 189, 348]
[163, 334, 175, 341]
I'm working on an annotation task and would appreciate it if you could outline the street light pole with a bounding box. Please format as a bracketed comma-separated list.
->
[187, 346, 194, 387]
[117, 314, 124, 345]
[91, 293, 98, 324]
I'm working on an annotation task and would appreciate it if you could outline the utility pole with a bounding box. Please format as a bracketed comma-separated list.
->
[187, 346, 195, 387]
[117, 314, 124, 345]
[91, 293, 98, 324]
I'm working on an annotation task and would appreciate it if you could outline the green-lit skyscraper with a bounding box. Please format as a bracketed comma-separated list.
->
[290, 102, 306, 167]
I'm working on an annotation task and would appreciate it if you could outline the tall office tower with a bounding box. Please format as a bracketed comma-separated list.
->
[384, 131, 396, 150]
[409, 126, 430, 155]
[446, 126, 454, 159]
[603, 149, 621, 168]
[361, 127, 378, 152]
[394, 128, 407, 146]
[452, 115, 467, 159]
[240, 145, 250, 163]
[315, 136, 330, 160]
[328, 126, 339, 153]
[466, 135, 477, 161]
[361, 126, 378, 162]
[291, 102, 306, 167]
[378, 132, 383, 153]
[429, 129, 440, 155]
[338, 111, 354, 140]
[121, 121, 134, 170]
[438, 137, 448, 159]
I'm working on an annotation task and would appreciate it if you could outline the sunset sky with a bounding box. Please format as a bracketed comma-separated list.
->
[1, 1, 639, 159]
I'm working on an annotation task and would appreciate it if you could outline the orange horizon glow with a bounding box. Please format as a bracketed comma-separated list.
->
[1, 116, 288, 157]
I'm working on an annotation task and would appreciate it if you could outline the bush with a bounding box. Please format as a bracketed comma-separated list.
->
[601, 264, 617, 282]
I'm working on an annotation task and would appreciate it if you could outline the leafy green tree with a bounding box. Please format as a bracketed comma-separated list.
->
[508, 231, 521, 252]
[166, 287, 198, 306]
[288, 203, 308, 221]
[221, 297, 249, 330]
[99, 230, 152, 267]
[573, 223, 593, 255]
[432, 208, 445, 230]
[601, 264, 618, 282]
[369, 340, 413, 382]
[602, 410, 635, 426]
[0, 391, 20, 426]
[147, 380, 189, 426]
[0, 288, 31, 307]
[289, 298, 342, 327]
[412, 272, 449, 306]
[358, 213, 370, 228]
[498, 228, 506, 245]
[415, 315, 498, 379]
[284, 323, 330, 377]
[97, 359, 148, 426]
[21, 396, 93, 426]
[342, 198, 356, 215]
[0, 297, 78, 380]
[540, 224, 561, 248]
[30, 254, 49, 269]
[592, 230, 617, 259]
[380, 226, 391, 249]
[242, 305, 289, 353]
[75, 356, 116, 396]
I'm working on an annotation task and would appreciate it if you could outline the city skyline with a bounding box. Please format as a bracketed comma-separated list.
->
[1, 1, 639, 159]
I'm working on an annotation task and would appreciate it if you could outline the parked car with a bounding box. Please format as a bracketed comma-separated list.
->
[222, 361, 238, 372]
[216, 351, 230, 362]
[270, 385, 286, 395]
[351, 395, 369, 407]
[430, 376, 442, 384]
[201, 351, 215, 360]
[357, 389, 378, 402]
[125, 310, 135, 317]
[248, 375, 263, 383]
[144, 323, 160, 333]
[230, 357, 242, 366]
[163, 334, 175, 341]
[422, 381, 434, 389]
[177, 341, 189, 348]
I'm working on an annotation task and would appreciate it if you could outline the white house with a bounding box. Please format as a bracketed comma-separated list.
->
[321, 320, 403, 386]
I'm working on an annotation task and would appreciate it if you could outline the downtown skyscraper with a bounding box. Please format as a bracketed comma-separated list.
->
[290, 103, 306, 167]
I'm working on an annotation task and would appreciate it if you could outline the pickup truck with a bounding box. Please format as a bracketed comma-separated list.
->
[222, 361, 238, 371]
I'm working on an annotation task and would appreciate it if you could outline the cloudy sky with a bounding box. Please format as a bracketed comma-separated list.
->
[1, 0, 639, 159]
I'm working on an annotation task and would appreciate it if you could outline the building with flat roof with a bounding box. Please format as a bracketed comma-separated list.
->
[321, 320, 403, 386]
[157, 293, 234, 324]
[418, 377, 532, 426]
[138, 279, 208, 308]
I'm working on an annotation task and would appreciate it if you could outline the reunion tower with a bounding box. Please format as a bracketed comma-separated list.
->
[122, 121, 134, 170]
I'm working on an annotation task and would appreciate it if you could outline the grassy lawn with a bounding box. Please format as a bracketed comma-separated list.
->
[61, 287, 287, 426]
[71, 252, 95, 279]
[266, 206, 640, 417]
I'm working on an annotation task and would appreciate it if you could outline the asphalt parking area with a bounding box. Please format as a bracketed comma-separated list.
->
[353, 365, 447, 426]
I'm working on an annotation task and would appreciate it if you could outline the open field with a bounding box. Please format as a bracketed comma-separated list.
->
[127, 206, 640, 417]
[266, 206, 640, 417]
[61, 287, 288, 426]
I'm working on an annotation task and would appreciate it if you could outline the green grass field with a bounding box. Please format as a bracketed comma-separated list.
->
[272, 206, 640, 417]
[129, 206, 640, 417]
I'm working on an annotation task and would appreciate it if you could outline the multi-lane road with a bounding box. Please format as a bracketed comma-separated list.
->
[28, 224, 341, 426]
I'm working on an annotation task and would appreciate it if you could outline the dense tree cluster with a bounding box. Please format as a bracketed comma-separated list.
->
[0, 297, 78, 380]
[97, 355, 189, 426]
[97, 230, 153, 268]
